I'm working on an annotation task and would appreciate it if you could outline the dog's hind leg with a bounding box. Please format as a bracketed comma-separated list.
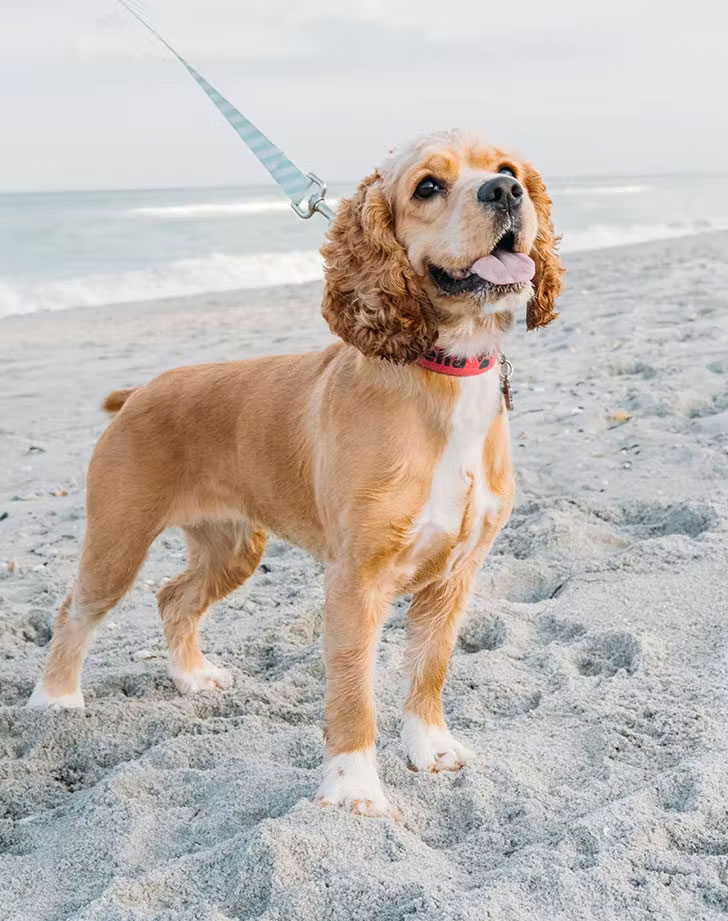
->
[28, 508, 163, 709]
[158, 520, 266, 694]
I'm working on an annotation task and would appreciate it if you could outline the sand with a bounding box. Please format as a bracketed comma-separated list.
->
[1, 232, 727, 921]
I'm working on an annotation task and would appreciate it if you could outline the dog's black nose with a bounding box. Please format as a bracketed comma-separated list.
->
[477, 176, 523, 212]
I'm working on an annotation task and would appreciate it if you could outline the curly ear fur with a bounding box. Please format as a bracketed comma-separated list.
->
[522, 164, 564, 330]
[321, 172, 438, 363]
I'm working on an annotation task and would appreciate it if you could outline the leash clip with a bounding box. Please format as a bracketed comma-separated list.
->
[500, 354, 514, 411]
[291, 172, 336, 223]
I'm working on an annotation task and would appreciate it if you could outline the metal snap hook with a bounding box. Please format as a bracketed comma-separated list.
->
[291, 173, 336, 223]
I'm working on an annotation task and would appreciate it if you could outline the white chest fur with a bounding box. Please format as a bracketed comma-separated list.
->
[412, 370, 503, 570]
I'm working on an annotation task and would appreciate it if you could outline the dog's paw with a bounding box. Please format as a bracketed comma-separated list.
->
[171, 658, 233, 694]
[315, 749, 401, 819]
[402, 714, 474, 772]
[26, 681, 85, 710]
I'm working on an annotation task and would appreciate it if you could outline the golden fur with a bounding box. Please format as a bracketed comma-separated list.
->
[30, 130, 563, 817]
[322, 172, 439, 363]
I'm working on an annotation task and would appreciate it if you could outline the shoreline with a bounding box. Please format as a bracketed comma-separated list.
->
[2, 227, 728, 326]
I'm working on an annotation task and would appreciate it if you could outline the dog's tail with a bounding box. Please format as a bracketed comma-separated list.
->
[102, 387, 138, 414]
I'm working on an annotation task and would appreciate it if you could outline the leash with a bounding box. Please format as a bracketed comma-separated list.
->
[115, 2, 517, 404]
[116, 1, 336, 224]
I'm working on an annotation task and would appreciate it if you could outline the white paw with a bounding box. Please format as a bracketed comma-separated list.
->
[402, 713, 474, 772]
[26, 681, 85, 710]
[315, 749, 401, 819]
[171, 658, 233, 694]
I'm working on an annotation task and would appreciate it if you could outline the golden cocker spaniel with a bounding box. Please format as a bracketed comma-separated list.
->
[30, 130, 563, 818]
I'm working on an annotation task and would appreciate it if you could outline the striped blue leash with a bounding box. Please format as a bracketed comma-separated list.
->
[117, 1, 336, 223]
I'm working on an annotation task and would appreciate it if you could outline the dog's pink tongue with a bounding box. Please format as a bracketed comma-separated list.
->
[470, 250, 535, 285]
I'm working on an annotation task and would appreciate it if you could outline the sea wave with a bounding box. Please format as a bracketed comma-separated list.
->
[125, 189, 644, 217]
[126, 198, 340, 218]
[557, 184, 652, 197]
[0, 250, 324, 318]
[2, 219, 728, 318]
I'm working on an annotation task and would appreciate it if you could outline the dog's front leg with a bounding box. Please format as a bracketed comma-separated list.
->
[315, 565, 399, 818]
[401, 562, 479, 773]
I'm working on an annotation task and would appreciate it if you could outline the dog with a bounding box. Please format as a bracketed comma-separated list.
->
[29, 130, 563, 817]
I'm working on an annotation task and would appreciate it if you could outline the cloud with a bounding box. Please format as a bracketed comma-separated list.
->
[0, 0, 725, 190]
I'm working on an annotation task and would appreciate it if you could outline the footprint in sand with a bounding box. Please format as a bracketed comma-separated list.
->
[536, 614, 587, 645]
[459, 614, 507, 653]
[657, 771, 699, 813]
[20, 611, 53, 647]
[620, 499, 716, 540]
[575, 631, 641, 678]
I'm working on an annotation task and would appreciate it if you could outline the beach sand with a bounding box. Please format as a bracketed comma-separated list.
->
[1, 233, 727, 920]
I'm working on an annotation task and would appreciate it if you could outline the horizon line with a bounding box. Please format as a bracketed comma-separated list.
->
[2, 170, 728, 197]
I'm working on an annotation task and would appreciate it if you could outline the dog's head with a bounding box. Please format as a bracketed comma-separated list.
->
[322, 130, 564, 362]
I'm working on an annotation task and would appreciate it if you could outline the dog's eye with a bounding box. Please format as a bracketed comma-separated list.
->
[414, 177, 444, 200]
[497, 165, 516, 177]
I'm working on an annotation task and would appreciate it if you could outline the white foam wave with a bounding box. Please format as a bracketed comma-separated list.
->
[560, 218, 728, 253]
[557, 184, 652, 197]
[127, 198, 340, 218]
[130, 187, 650, 217]
[0, 250, 324, 318]
[3, 219, 728, 319]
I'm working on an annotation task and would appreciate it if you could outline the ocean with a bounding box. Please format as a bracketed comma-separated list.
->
[1, 174, 727, 319]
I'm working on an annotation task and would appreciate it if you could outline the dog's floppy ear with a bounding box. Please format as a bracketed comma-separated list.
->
[321, 172, 438, 363]
[522, 163, 564, 330]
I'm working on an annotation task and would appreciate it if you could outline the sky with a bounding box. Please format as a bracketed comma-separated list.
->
[0, 0, 724, 192]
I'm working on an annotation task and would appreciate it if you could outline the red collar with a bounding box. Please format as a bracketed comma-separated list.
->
[416, 348, 498, 377]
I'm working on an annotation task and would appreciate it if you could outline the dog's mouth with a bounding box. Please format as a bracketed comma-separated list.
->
[428, 230, 535, 297]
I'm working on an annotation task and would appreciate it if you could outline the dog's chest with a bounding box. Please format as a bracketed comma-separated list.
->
[411, 373, 502, 570]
